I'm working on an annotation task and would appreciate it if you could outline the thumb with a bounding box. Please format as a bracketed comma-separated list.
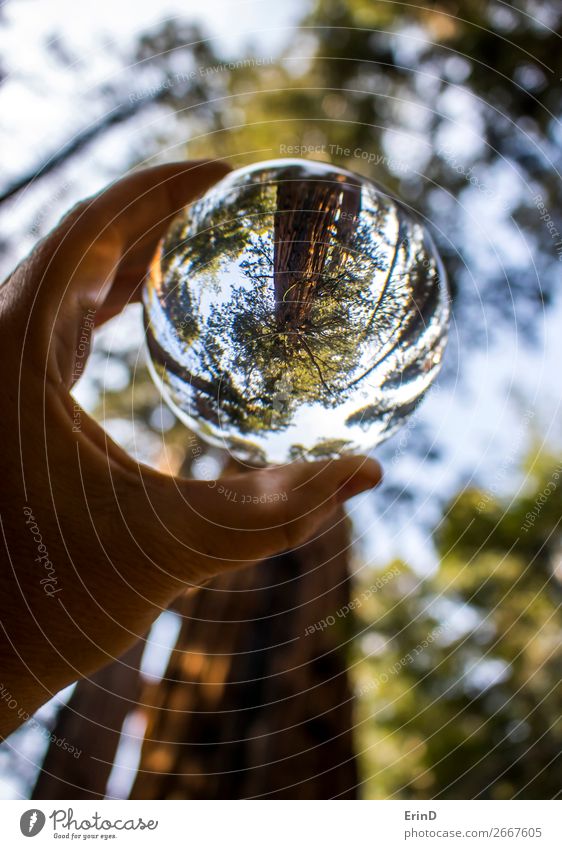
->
[120, 455, 383, 583]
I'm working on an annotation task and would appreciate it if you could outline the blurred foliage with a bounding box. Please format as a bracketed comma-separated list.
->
[352, 455, 562, 798]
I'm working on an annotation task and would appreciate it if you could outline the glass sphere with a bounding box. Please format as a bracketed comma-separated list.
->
[143, 159, 450, 464]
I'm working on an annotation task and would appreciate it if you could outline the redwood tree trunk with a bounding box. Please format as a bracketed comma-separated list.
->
[131, 510, 358, 800]
[32, 641, 144, 799]
[273, 174, 361, 330]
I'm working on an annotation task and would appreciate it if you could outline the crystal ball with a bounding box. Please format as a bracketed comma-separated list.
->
[143, 159, 450, 464]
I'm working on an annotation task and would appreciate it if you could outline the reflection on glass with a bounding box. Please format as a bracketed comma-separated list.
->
[143, 159, 450, 464]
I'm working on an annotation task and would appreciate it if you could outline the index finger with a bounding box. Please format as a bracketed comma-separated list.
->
[16, 160, 231, 384]
[92, 160, 233, 325]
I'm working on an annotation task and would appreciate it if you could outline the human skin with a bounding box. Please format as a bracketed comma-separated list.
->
[0, 161, 382, 737]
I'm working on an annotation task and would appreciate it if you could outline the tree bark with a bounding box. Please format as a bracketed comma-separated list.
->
[273, 173, 361, 330]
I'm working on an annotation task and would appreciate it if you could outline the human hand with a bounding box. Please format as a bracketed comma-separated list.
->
[0, 161, 382, 734]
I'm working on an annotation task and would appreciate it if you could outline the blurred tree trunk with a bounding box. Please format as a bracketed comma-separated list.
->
[131, 511, 358, 800]
[32, 641, 144, 800]
[0, 97, 166, 207]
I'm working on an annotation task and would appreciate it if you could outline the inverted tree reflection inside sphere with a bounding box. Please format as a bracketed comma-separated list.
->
[143, 159, 450, 464]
